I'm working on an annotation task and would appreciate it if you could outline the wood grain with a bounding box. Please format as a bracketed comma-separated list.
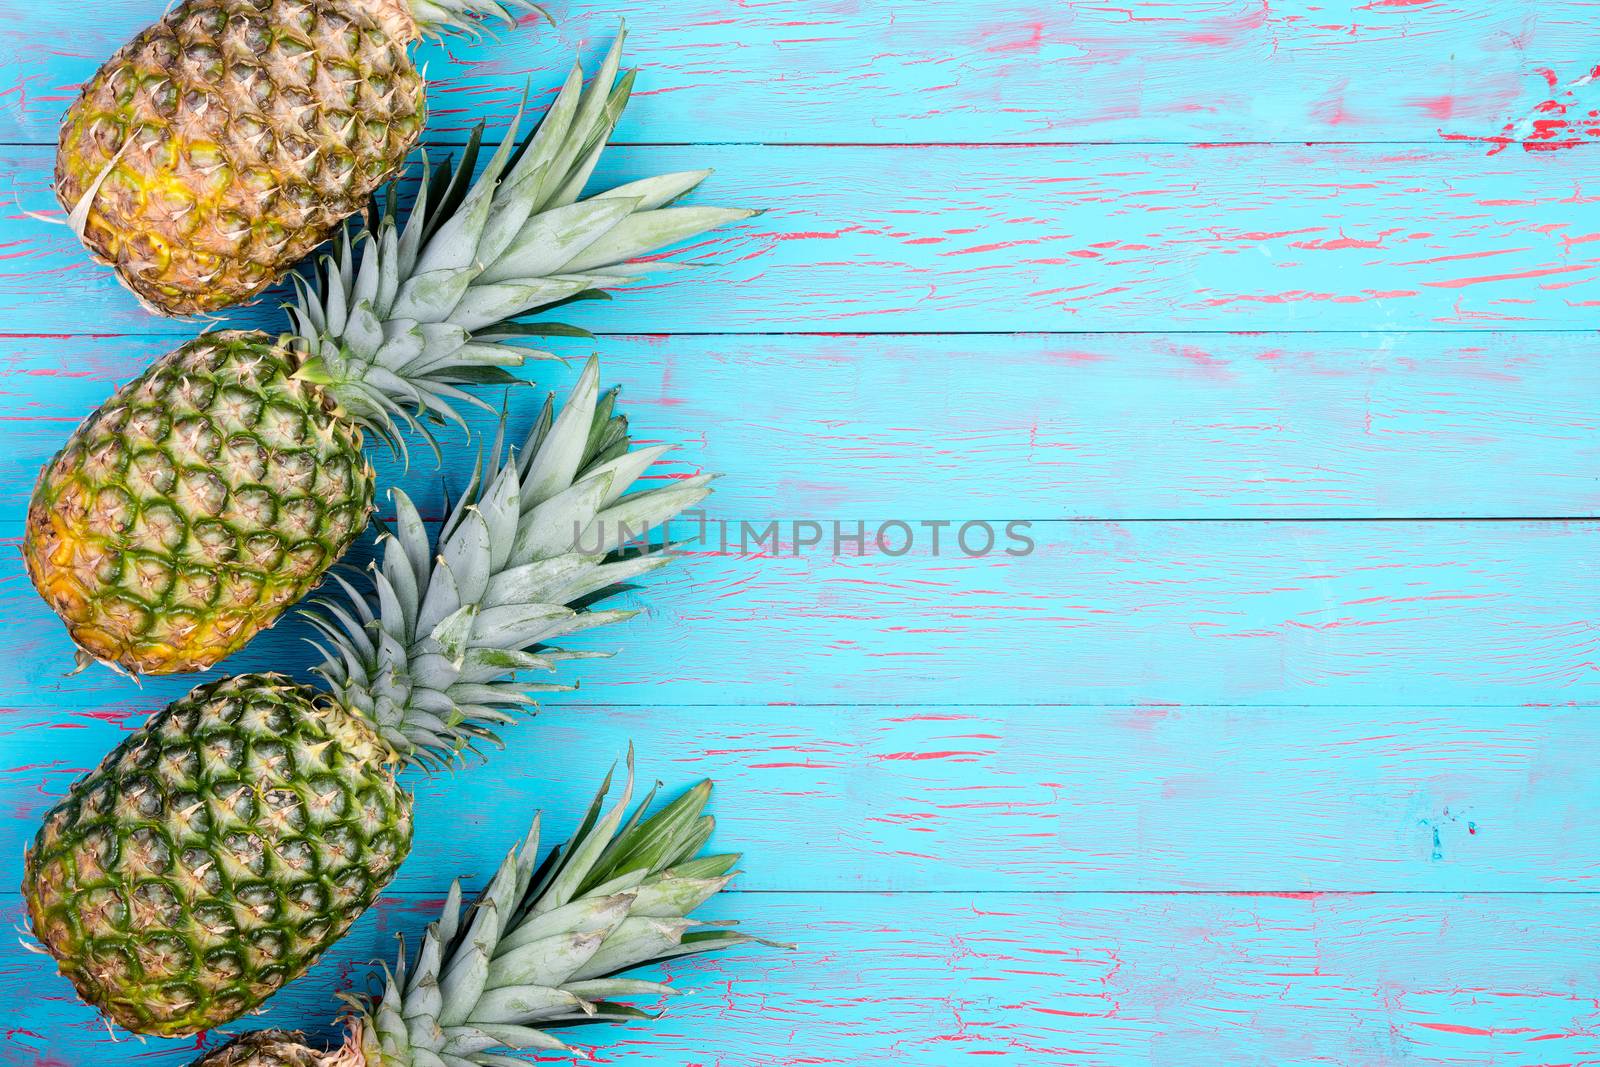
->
[2, 1, 1596, 1061]
[8, 890, 1600, 1066]
[1, 519, 1593, 710]
[4, 143, 1599, 333]
[8, 704, 1600, 893]
[2, 0, 1596, 145]
[4, 332, 1598, 522]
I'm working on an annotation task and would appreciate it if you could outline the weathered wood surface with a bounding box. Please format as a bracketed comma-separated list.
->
[2, 0, 1597, 146]
[5, 142, 1600, 333]
[8, 705, 1600, 893]
[5, 332, 1599, 521]
[10, 891, 1600, 1066]
[2, 518, 1594, 709]
[1, 0, 1596, 1062]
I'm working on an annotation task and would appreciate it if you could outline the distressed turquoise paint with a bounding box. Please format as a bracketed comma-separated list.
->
[3, 142, 1600, 333]
[2, 333, 1598, 520]
[1, 2, 1597, 1064]
[11, 891, 1600, 1065]
[3, 518, 1593, 709]
[8, 704, 1600, 893]
[1, 0, 1596, 145]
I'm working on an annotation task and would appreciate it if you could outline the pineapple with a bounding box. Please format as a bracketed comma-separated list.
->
[26, 331, 376, 675]
[22, 358, 717, 1036]
[191, 757, 775, 1066]
[57, 0, 544, 316]
[27, 37, 753, 675]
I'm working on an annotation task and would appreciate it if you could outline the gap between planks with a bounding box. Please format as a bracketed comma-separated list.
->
[9, 329, 1600, 339]
[10, 889, 1600, 896]
[10, 701, 1597, 709]
[9, 140, 1600, 149]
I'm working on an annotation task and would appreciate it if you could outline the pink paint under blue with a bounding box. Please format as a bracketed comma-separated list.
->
[1, 1, 1598, 1065]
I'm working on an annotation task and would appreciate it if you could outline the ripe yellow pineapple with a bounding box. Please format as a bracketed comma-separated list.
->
[25, 332, 375, 673]
[57, 0, 539, 315]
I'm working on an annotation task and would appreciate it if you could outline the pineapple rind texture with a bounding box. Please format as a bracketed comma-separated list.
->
[199, 1031, 331, 1067]
[56, 0, 425, 316]
[21, 675, 413, 1037]
[23, 330, 376, 675]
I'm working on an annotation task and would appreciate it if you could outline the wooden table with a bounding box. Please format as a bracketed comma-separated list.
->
[1, 2, 1597, 1063]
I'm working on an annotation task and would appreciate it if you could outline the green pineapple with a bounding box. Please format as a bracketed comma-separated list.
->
[26, 35, 752, 676]
[23, 359, 715, 1036]
[192, 757, 775, 1065]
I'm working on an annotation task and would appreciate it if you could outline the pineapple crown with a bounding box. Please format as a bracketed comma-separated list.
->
[190, 755, 781, 1067]
[306, 357, 713, 769]
[288, 32, 755, 465]
[349, 752, 775, 1063]
[406, 0, 547, 43]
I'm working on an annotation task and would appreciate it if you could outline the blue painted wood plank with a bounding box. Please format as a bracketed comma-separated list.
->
[2, 0, 1596, 145]
[8, 890, 1600, 1065]
[2, 1, 1596, 1062]
[0, 519, 1592, 710]
[3, 331, 1598, 522]
[2, 143, 1598, 333]
[7, 704, 1600, 892]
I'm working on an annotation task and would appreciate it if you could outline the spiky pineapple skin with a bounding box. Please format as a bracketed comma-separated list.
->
[56, 0, 425, 316]
[196, 1031, 334, 1067]
[197, 1032, 318, 1067]
[23, 676, 413, 1037]
[24, 330, 375, 674]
